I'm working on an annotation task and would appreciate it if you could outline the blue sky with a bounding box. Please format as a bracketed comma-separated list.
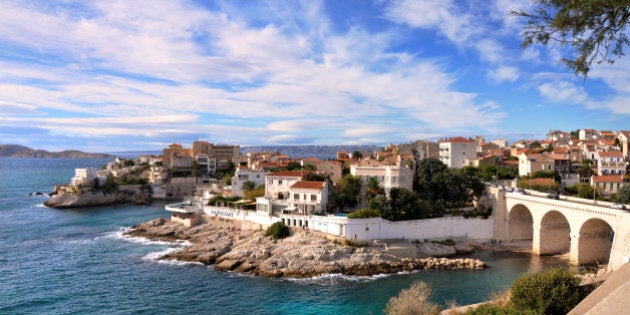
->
[0, 0, 629, 152]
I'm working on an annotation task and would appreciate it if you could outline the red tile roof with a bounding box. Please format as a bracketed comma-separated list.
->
[290, 181, 325, 190]
[598, 151, 623, 158]
[268, 171, 304, 178]
[441, 136, 473, 143]
[592, 175, 624, 183]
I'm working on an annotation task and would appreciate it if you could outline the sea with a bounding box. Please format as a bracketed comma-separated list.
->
[0, 158, 572, 314]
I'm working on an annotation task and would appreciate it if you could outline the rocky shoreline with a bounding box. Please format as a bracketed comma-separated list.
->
[125, 216, 487, 278]
[45, 185, 152, 209]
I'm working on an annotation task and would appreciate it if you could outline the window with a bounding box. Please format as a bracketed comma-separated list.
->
[279, 180, 283, 185]
[294, 194, 299, 201]
[311, 194, 316, 201]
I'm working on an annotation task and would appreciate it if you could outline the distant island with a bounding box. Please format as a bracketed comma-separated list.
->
[0, 144, 113, 158]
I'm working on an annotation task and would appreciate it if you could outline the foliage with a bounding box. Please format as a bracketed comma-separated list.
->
[384, 281, 441, 315]
[414, 159, 485, 207]
[304, 163, 317, 171]
[615, 184, 630, 204]
[466, 304, 537, 315]
[123, 159, 135, 167]
[241, 181, 265, 200]
[170, 169, 190, 177]
[364, 176, 385, 205]
[265, 222, 290, 239]
[577, 183, 595, 199]
[347, 208, 381, 219]
[352, 151, 363, 160]
[464, 165, 517, 182]
[286, 162, 302, 171]
[510, 268, 588, 315]
[191, 160, 200, 178]
[511, 0, 630, 77]
[579, 161, 594, 178]
[241, 180, 256, 192]
[207, 194, 242, 206]
[305, 172, 328, 182]
[336, 174, 362, 209]
[375, 188, 444, 221]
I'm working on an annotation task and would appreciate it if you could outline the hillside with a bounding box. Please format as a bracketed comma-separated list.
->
[0, 144, 114, 158]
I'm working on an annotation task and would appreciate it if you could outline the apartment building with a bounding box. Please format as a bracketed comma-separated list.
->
[438, 137, 476, 168]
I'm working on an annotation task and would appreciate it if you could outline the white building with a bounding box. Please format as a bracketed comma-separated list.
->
[350, 160, 414, 197]
[438, 137, 477, 168]
[256, 171, 304, 214]
[288, 181, 329, 215]
[231, 167, 270, 197]
[596, 151, 626, 176]
[70, 168, 97, 186]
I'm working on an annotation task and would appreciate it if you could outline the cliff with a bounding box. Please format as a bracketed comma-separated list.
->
[126, 217, 486, 278]
[44, 185, 151, 209]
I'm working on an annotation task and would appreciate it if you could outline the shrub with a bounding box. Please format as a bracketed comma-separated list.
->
[510, 268, 587, 315]
[384, 281, 440, 315]
[347, 208, 381, 219]
[264, 222, 290, 239]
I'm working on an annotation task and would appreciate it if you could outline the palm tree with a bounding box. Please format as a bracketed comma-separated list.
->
[365, 176, 385, 205]
[242, 180, 256, 193]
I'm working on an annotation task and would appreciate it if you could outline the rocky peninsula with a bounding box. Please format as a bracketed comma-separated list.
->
[126, 216, 486, 278]
[44, 184, 152, 209]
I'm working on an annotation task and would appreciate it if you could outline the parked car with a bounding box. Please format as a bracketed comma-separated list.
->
[505, 186, 514, 192]
[514, 188, 526, 195]
[547, 193, 559, 200]
[610, 203, 627, 210]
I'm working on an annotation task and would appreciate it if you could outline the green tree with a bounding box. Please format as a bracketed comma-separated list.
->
[512, 1, 630, 76]
[191, 160, 200, 179]
[511, 268, 588, 314]
[615, 184, 630, 203]
[337, 174, 362, 209]
[414, 158, 449, 201]
[265, 222, 290, 239]
[352, 151, 363, 161]
[364, 176, 385, 206]
[347, 208, 381, 219]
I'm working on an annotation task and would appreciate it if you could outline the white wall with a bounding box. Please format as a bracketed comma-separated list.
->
[345, 217, 495, 241]
[201, 206, 495, 241]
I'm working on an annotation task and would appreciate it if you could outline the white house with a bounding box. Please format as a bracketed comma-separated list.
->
[350, 159, 414, 202]
[591, 175, 625, 195]
[70, 168, 97, 186]
[288, 181, 329, 215]
[256, 171, 304, 214]
[438, 137, 477, 168]
[596, 151, 626, 176]
[231, 167, 270, 197]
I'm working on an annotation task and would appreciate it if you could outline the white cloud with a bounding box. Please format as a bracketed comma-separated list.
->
[488, 66, 520, 83]
[0, 1, 512, 149]
[538, 81, 588, 104]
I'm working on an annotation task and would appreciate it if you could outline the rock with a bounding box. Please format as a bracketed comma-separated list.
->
[123, 215, 486, 278]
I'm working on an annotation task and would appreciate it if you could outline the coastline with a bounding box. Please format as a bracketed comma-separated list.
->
[125, 215, 487, 278]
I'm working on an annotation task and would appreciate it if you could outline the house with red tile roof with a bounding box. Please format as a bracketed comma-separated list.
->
[591, 175, 625, 195]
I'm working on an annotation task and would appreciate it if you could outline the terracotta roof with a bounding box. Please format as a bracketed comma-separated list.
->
[441, 136, 473, 143]
[592, 175, 624, 183]
[268, 171, 304, 178]
[290, 181, 325, 190]
[598, 151, 623, 158]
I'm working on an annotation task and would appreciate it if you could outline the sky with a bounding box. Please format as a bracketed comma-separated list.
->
[0, 0, 629, 153]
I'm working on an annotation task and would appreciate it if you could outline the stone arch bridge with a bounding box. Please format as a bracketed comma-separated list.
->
[493, 190, 630, 271]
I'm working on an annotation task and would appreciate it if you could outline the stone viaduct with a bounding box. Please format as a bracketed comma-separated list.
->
[492, 189, 630, 271]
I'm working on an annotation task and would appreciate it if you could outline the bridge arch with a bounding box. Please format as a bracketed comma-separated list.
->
[537, 210, 570, 255]
[507, 204, 533, 241]
[575, 218, 614, 265]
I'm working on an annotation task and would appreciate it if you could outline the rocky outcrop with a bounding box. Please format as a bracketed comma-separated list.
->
[45, 185, 151, 209]
[126, 217, 486, 278]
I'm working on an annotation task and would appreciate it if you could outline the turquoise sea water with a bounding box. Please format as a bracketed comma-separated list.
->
[0, 158, 571, 314]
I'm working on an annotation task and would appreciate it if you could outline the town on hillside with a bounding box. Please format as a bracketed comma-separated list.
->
[63, 129, 630, 218]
